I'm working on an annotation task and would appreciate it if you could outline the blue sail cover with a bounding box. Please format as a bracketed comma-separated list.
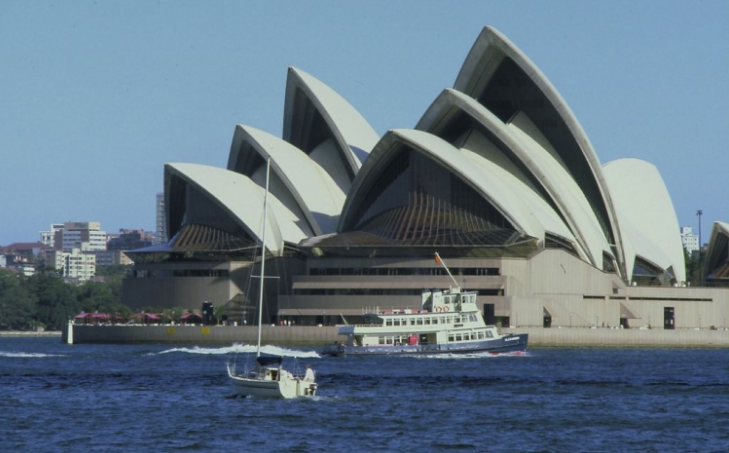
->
[256, 354, 283, 367]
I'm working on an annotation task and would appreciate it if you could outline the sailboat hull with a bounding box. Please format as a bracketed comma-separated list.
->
[227, 365, 317, 399]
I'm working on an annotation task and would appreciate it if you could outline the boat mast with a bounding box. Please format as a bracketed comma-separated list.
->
[256, 157, 271, 358]
[434, 252, 459, 290]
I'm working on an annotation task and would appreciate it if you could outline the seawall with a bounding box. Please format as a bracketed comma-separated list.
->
[65, 324, 340, 345]
[501, 327, 728, 348]
[61, 324, 729, 348]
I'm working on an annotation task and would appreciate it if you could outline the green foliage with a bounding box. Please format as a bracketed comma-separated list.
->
[28, 271, 81, 330]
[684, 248, 704, 286]
[0, 268, 132, 331]
[0, 270, 37, 330]
[94, 265, 132, 278]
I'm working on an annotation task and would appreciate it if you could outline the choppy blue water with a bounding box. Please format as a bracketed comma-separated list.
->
[1, 338, 726, 453]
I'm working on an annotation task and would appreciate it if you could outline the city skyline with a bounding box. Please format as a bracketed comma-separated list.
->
[1, 1, 727, 245]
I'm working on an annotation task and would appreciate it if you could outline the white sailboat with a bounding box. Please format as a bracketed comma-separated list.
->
[226, 158, 317, 398]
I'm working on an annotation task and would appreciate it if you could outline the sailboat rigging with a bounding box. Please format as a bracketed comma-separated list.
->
[226, 157, 318, 398]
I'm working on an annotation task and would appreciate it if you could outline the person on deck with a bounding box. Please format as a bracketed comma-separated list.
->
[304, 365, 315, 382]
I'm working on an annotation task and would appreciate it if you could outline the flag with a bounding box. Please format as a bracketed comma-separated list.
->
[434, 254, 441, 264]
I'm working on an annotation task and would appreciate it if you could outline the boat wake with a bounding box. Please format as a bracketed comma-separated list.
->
[154, 343, 320, 358]
[0, 351, 65, 358]
[411, 350, 530, 359]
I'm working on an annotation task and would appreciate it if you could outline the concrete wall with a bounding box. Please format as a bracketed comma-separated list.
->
[503, 327, 729, 348]
[122, 276, 236, 310]
[118, 250, 729, 333]
[66, 324, 339, 345]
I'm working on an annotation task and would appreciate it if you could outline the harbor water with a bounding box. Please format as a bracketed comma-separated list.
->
[1, 337, 727, 452]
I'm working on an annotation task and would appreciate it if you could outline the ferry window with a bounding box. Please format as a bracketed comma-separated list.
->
[486, 331, 493, 338]
[424, 318, 431, 325]
[470, 315, 477, 322]
[379, 337, 385, 345]
[386, 319, 393, 326]
[432, 317, 438, 325]
[448, 334, 454, 342]
[410, 319, 416, 325]
[478, 332, 485, 339]
[386, 337, 393, 345]
[455, 334, 462, 342]
[394, 319, 400, 326]
[416, 318, 423, 325]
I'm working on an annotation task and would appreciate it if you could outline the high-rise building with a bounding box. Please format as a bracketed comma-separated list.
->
[39, 223, 64, 248]
[46, 248, 96, 282]
[57, 221, 107, 252]
[156, 192, 167, 244]
[681, 226, 700, 254]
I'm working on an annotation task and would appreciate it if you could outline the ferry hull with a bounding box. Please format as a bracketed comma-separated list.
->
[324, 333, 528, 357]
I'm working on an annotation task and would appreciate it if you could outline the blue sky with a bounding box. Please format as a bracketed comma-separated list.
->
[1, 0, 727, 246]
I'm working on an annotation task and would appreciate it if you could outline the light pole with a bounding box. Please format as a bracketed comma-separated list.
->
[697, 209, 703, 286]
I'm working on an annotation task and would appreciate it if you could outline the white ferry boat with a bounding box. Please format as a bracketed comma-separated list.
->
[323, 254, 528, 357]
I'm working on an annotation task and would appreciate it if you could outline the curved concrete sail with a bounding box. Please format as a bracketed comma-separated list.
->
[417, 88, 612, 264]
[165, 163, 309, 256]
[704, 221, 729, 284]
[603, 158, 685, 284]
[452, 26, 626, 276]
[340, 128, 545, 241]
[283, 66, 379, 181]
[227, 125, 345, 236]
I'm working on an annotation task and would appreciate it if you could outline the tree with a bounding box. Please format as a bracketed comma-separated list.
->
[28, 270, 81, 330]
[0, 270, 37, 330]
[684, 248, 703, 286]
[77, 281, 115, 313]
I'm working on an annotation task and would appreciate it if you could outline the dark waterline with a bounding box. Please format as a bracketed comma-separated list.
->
[1, 338, 727, 452]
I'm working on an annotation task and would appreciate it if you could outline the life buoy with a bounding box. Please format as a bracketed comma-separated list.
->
[443, 306, 450, 312]
[435, 306, 442, 312]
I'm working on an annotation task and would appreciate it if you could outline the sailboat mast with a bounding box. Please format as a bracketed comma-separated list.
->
[256, 157, 271, 358]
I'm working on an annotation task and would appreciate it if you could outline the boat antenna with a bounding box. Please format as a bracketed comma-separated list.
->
[255, 157, 271, 358]
[434, 252, 459, 290]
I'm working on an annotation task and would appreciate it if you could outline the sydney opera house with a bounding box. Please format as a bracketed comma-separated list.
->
[123, 27, 728, 331]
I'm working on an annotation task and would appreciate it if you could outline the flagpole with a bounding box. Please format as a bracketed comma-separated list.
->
[434, 252, 459, 289]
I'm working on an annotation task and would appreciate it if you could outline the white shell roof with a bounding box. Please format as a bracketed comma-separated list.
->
[602, 158, 686, 283]
[417, 88, 599, 262]
[452, 25, 626, 275]
[508, 112, 614, 268]
[705, 221, 729, 275]
[228, 125, 346, 236]
[283, 66, 380, 172]
[166, 163, 309, 255]
[341, 128, 545, 240]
